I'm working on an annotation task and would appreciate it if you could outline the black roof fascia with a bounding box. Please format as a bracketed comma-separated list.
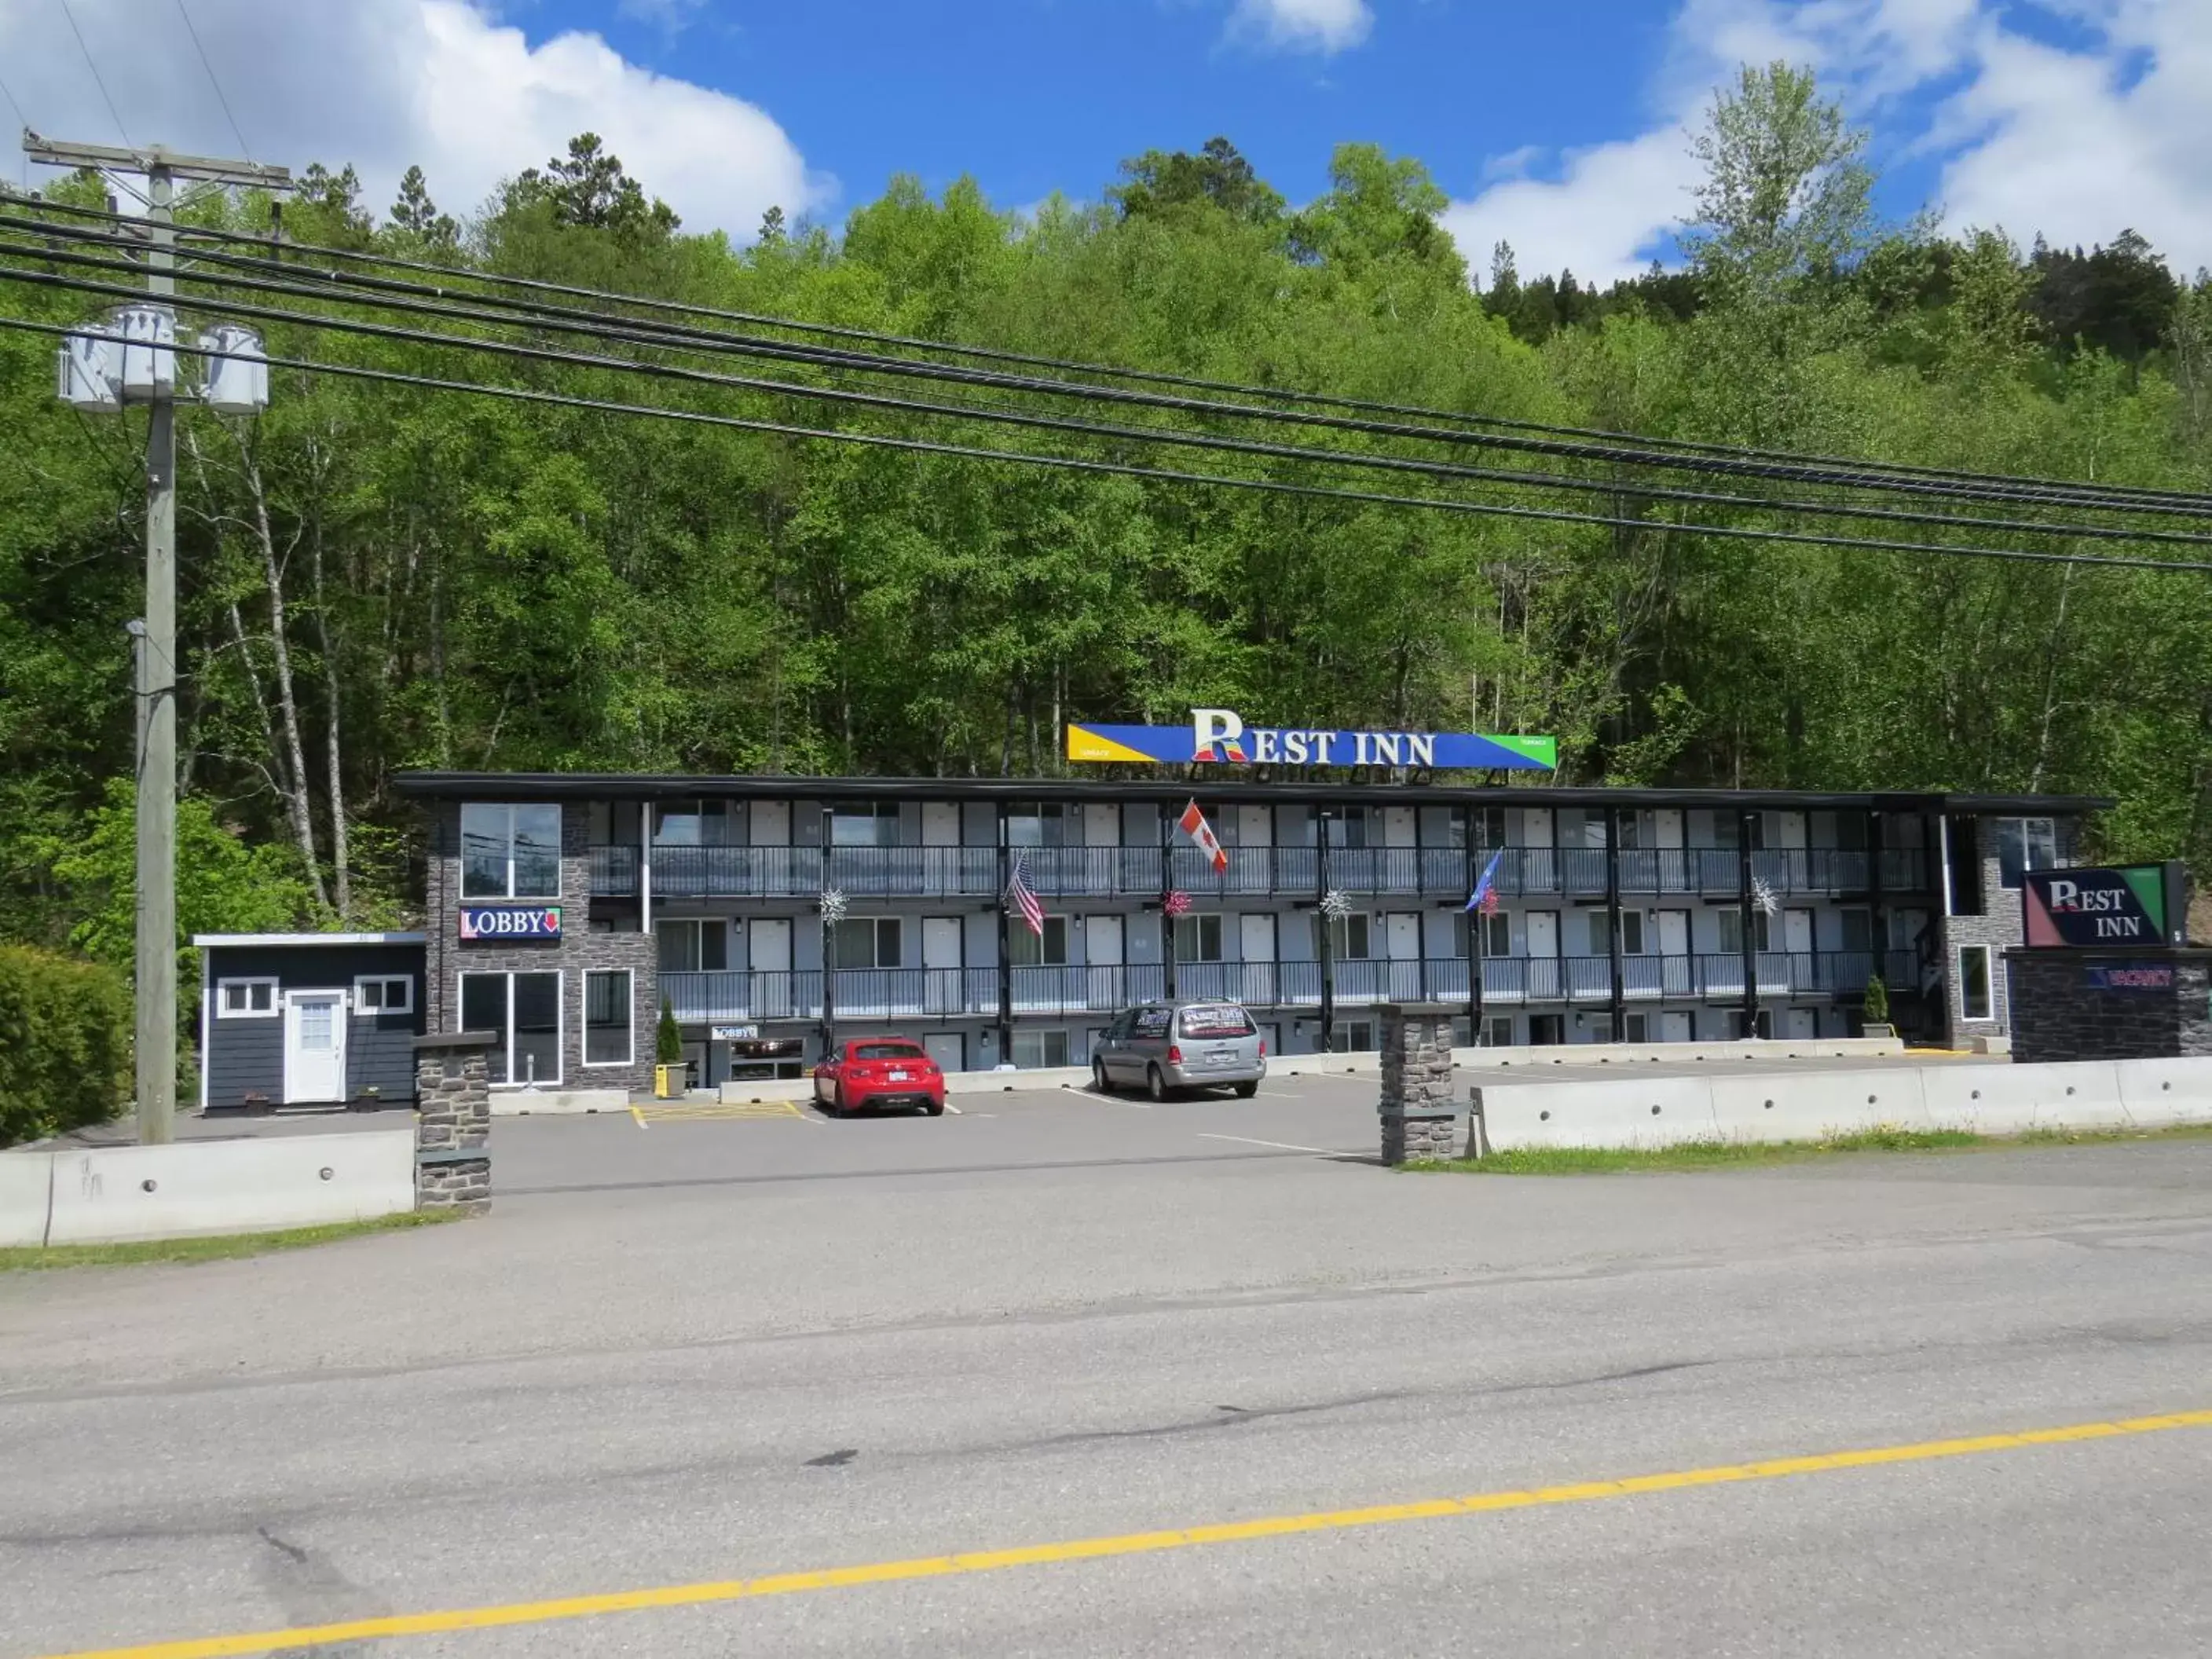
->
[391, 771, 2111, 817]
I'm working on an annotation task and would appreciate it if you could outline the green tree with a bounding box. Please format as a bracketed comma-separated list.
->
[1110, 137, 1284, 225]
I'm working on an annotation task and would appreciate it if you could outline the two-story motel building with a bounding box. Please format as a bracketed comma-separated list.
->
[392, 772, 2099, 1098]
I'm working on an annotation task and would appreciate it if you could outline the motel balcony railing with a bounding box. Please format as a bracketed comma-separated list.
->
[655, 950, 1916, 1024]
[594, 844, 1931, 903]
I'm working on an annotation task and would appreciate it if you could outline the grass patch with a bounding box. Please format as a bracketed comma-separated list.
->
[1412, 1121, 2212, 1176]
[0, 1208, 463, 1271]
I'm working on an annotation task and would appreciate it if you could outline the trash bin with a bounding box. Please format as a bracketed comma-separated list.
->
[654, 1063, 686, 1101]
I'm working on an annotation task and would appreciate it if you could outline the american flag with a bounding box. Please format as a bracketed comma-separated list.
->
[1466, 847, 1504, 915]
[1005, 849, 1045, 936]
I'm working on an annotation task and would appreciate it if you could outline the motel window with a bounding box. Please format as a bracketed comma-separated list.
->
[459, 970, 561, 1087]
[834, 917, 903, 970]
[652, 800, 733, 846]
[1330, 1021, 1376, 1053]
[1005, 803, 1069, 847]
[1995, 818, 2058, 890]
[215, 977, 277, 1018]
[1958, 946, 1994, 1021]
[583, 969, 633, 1067]
[1009, 916, 1069, 968]
[353, 976, 414, 1016]
[461, 804, 562, 899]
[1328, 808, 1375, 849]
[1840, 909, 1874, 953]
[1457, 910, 1509, 959]
[1012, 1029, 1071, 1069]
[830, 804, 902, 847]
[1709, 811, 1766, 852]
[1717, 910, 1771, 954]
[1465, 807, 1507, 851]
[1172, 914, 1224, 963]
[657, 920, 728, 974]
[1316, 913, 1372, 961]
[1623, 1013, 1649, 1044]
[1584, 910, 1646, 955]
[1482, 1016, 1514, 1048]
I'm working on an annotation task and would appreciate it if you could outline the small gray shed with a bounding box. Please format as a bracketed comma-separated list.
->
[195, 932, 427, 1111]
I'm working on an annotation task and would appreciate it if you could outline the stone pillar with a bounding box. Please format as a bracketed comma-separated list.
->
[413, 1031, 496, 1214]
[1379, 1002, 1459, 1165]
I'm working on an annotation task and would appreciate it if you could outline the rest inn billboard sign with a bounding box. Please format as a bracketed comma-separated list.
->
[1066, 708, 1557, 771]
[2021, 864, 2189, 949]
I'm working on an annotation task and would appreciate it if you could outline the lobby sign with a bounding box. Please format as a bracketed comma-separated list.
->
[2022, 864, 2187, 949]
[459, 905, 562, 942]
[1067, 708, 1557, 771]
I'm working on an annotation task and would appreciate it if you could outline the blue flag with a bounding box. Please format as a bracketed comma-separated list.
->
[1466, 847, 1505, 913]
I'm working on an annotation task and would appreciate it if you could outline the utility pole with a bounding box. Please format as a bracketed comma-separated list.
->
[26, 133, 290, 1144]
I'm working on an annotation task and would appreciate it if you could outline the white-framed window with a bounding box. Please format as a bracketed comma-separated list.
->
[1482, 1015, 1514, 1047]
[460, 803, 562, 898]
[652, 799, 731, 846]
[657, 918, 728, 973]
[352, 975, 413, 1016]
[1958, 945, 1993, 1021]
[834, 916, 903, 969]
[458, 969, 562, 1086]
[830, 803, 902, 847]
[1467, 806, 1507, 850]
[1009, 915, 1069, 967]
[215, 977, 278, 1018]
[1586, 910, 1646, 955]
[1328, 808, 1375, 849]
[1172, 913, 1224, 963]
[1331, 1020, 1376, 1053]
[1994, 817, 2058, 890]
[583, 969, 633, 1067]
[1012, 1028, 1071, 1068]
[1315, 912, 1372, 960]
[1460, 910, 1509, 958]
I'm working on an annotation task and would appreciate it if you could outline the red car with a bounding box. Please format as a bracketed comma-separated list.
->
[812, 1038, 946, 1117]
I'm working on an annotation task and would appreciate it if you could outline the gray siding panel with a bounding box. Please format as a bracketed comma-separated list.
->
[199, 941, 427, 1108]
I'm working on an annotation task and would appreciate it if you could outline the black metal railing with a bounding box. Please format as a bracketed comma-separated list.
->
[593, 841, 1932, 902]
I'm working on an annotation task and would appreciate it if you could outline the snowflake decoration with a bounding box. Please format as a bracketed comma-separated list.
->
[1750, 876, 1779, 917]
[1163, 889, 1192, 917]
[1319, 888, 1353, 921]
[818, 888, 848, 925]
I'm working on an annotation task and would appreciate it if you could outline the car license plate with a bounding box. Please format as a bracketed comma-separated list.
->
[888, 1069, 909, 1081]
[1207, 1048, 1234, 1066]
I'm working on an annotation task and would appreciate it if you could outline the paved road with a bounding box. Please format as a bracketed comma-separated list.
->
[2, 1071, 2206, 1657]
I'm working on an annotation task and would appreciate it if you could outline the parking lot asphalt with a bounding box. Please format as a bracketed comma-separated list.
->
[5, 1058, 2206, 1659]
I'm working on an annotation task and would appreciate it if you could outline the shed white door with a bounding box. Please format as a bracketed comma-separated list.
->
[283, 990, 348, 1104]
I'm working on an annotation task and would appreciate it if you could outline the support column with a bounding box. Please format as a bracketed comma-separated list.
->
[1466, 813, 1483, 1043]
[995, 804, 1013, 1064]
[1161, 809, 1177, 1000]
[1377, 1002, 1457, 1165]
[414, 1030, 495, 1214]
[1738, 809, 1759, 1038]
[1317, 810, 1335, 1053]
[1606, 808, 1626, 1036]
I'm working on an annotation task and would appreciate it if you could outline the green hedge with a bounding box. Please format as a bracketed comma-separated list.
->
[0, 945, 130, 1147]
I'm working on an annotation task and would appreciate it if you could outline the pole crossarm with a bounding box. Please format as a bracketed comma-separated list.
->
[22, 128, 291, 189]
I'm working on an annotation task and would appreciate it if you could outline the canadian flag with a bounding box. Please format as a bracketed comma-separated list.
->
[1178, 800, 1229, 875]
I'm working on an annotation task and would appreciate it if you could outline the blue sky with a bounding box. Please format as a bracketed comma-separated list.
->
[4, 2, 2209, 284]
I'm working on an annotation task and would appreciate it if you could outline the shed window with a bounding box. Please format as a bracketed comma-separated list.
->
[216, 977, 278, 1017]
[353, 976, 413, 1016]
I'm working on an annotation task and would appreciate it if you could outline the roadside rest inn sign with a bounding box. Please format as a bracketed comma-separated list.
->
[1067, 709, 1558, 771]
[2021, 865, 2188, 948]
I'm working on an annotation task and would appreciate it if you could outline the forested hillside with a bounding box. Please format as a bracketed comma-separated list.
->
[2, 64, 2209, 948]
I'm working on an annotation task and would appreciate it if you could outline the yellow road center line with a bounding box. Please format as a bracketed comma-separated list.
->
[30, 1407, 2212, 1659]
[628, 1106, 647, 1130]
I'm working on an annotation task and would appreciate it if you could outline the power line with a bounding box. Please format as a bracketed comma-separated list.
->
[54, 0, 130, 147]
[13, 190, 2212, 512]
[2, 309, 2207, 575]
[0, 70, 28, 131]
[9, 244, 2212, 553]
[170, 0, 252, 162]
[7, 214, 2209, 526]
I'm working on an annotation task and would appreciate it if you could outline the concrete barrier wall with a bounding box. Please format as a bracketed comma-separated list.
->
[0, 1155, 53, 1247]
[38, 1130, 416, 1246]
[1478, 1057, 2212, 1152]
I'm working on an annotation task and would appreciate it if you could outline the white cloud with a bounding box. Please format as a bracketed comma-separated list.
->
[1441, 0, 2212, 289]
[1226, 0, 1375, 56]
[0, 0, 826, 241]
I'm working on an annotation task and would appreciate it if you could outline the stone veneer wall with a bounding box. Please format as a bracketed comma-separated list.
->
[2005, 950, 2212, 1064]
[1936, 814, 2085, 1046]
[1379, 1002, 1459, 1164]
[423, 800, 657, 1097]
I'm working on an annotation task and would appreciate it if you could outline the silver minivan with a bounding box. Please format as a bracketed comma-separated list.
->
[1092, 1001, 1266, 1100]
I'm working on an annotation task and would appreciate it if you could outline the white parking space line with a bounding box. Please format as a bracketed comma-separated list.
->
[944, 1103, 962, 1115]
[1253, 1090, 1303, 1099]
[1196, 1133, 1347, 1155]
